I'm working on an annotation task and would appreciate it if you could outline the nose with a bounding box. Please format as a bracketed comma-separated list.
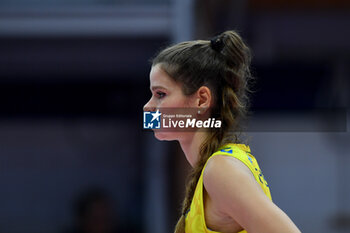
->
[143, 99, 156, 112]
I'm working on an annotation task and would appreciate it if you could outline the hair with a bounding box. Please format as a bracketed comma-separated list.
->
[151, 30, 253, 233]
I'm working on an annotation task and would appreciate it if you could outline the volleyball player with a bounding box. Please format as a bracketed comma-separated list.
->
[144, 31, 301, 233]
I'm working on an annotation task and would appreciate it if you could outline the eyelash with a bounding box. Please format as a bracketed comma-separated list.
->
[156, 91, 166, 99]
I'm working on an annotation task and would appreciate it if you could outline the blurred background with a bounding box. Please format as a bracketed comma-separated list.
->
[0, 0, 349, 233]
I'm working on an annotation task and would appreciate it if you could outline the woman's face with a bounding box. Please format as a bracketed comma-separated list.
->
[143, 64, 196, 141]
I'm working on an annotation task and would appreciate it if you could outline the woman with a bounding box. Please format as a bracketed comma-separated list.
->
[144, 31, 301, 233]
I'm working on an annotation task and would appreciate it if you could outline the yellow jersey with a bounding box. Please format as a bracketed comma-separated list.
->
[184, 143, 272, 233]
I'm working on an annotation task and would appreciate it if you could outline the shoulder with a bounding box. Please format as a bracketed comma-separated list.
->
[203, 154, 255, 189]
[202, 153, 301, 232]
[202, 154, 267, 216]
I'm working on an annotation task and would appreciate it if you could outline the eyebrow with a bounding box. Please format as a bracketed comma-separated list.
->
[150, 85, 167, 91]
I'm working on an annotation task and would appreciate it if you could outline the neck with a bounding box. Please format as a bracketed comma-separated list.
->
[178, 130, 208, 167]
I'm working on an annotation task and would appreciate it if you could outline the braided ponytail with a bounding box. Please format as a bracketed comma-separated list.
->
[151, 30, 253, 233]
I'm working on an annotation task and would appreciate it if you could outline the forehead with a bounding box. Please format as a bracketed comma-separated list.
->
[149, 64, 178, 89]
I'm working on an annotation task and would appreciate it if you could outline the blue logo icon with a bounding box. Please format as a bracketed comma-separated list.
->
[220, 147, 233, 154]
[143, 110, 162, 129]
[247, 155, 253, 164]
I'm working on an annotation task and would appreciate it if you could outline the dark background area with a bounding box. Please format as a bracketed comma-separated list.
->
[0, 0, 349, 233]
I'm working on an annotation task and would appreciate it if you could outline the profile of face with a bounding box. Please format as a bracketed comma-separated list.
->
[143, 64, 212, 141]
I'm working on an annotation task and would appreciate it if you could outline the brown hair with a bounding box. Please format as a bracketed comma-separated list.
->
[152, 30, 253, 233]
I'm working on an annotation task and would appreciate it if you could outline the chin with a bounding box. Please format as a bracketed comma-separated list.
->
[153, 130, 182, 141]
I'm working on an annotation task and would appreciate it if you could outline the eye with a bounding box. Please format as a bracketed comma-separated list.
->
[156, 91, 166, 99]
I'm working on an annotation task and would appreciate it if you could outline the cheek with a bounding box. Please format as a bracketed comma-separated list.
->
[165, 99, 187, 108]
[159, 92, 189, 108]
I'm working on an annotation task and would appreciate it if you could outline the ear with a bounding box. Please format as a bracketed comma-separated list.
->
[196, 86, 212, 110]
